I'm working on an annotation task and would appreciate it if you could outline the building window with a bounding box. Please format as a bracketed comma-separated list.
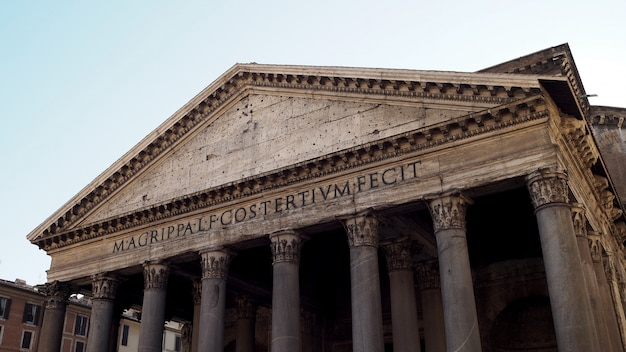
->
[175, 335, 182, 352]
[22, 304, 40, 326]
[0, 297, 10, 319]
[75, 341, 85, 352]
[121, 324, 130, 346]
[74, 315, 88, 336]
[21, 330, 33, 349]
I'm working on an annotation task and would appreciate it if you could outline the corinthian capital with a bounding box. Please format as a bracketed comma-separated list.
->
[200, 248, 234, 279]
[270, 230, 303, 264]
[415, 260, 441, 290]
[571, 203, 588, 238]
[143, 261, 170, 290]
[381, 238, 414, 272]
[343, 214, 379, 248]
[427, 194, 471, 233]
[43, 281, 71, 310]
[91, 273, 120, 300]
[526, 169, 569, 209]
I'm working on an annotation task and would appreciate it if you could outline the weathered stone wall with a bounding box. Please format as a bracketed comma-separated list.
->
[84, 94, 474, 224]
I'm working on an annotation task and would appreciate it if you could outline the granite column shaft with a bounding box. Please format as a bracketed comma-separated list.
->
[527, 169, 598, 351]
[197, 248, 233, 352]
[138, 261, 170, 352]
[344, 214, 384, 352]
[270, 230, 303, 352]
[428, 195, 482, 352]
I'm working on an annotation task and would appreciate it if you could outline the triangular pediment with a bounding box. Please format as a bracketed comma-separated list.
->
[29, 63, 556, 248]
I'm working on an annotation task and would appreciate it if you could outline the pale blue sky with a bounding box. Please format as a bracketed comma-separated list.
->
[1, 0, 624, 285]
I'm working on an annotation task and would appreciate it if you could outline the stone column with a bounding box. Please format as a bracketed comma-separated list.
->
[381, 238, 421, 352]
[269, 230, 303, 352]
[198, 248, 233, 352]
[344, 214, 384, 352]
[572, 205, 610, 351]
[39, 281, 71, 352]
[191, 280, 202, 352]
[138, 261, 170, 352]
[589, 231, 623, 351]
[235, 294, 257, 352]
[86, 273, 120, 352]
[181, 323, 193, 352]
[526, 169, 598, 351]
[415, 260, 446, 352]
[427, 194, 482, 352]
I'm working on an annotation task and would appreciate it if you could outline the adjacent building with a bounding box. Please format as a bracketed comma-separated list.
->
[26, 43, 626, 352]
[0, 279, 182, 351]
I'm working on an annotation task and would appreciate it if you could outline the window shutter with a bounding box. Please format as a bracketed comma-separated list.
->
[2, 298, 11, 319]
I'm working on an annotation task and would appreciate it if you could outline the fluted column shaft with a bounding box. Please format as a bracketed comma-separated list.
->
[86, 273, 120, 352]
[138, 261, 170, 352]
[39, 281, 71, 352]
[526, 169, 598, 351]
[270, 230, 303, 352]
[344, 214, 384, 352]
[382, 238, 421, 352]
[416, 261, 446, 352]
[198, 248, 233, 352]
[428, 194, 482, 352]
[235, 294, 257, 352]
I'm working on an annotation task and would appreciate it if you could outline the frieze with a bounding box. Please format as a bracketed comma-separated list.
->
[38, 94, 549, 251]
[110, 160, 421, 253]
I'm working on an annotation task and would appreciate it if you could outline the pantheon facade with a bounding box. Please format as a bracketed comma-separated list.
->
[28, 44, 626, 352]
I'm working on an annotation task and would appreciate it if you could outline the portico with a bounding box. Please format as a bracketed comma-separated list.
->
[30, 44, 626, 352]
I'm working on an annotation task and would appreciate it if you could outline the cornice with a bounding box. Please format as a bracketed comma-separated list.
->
[590, 106, 626, 129]
[36, 94, 548, 251]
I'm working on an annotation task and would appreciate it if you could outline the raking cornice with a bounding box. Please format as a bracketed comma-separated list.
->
[35, 94, 550, 251]
[27, 64, 550, 245]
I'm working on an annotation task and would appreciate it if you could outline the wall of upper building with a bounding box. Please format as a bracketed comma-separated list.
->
[590, 106, 626, 208]
[0, 279, 89, 352]
[1, 279, 182, 352]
